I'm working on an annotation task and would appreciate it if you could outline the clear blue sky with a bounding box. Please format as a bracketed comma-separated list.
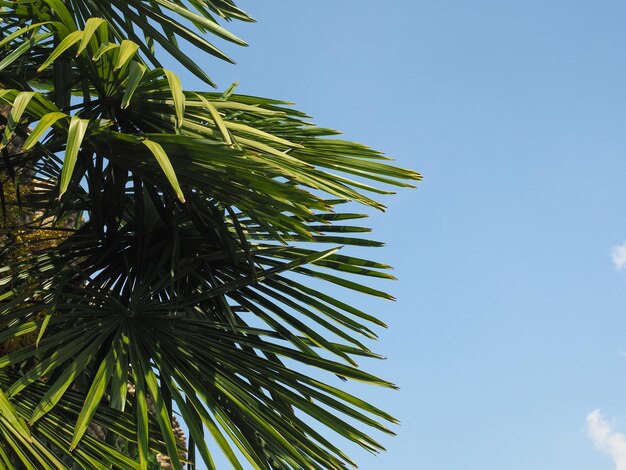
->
[169, 1, 626, 468]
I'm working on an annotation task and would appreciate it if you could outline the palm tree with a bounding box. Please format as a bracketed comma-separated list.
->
[0, 1, 420, 468]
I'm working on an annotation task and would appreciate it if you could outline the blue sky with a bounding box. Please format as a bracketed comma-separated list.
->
[170, 1, 626, 468]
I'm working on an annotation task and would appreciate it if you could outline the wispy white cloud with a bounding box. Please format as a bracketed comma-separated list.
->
[611, 243, 626, 271]
[587, 409, 626, 470]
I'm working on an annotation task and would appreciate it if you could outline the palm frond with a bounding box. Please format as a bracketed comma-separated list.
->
[0, 6, 420, 469]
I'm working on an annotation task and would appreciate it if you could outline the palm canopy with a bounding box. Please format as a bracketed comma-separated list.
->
[0, 1, 420, 469]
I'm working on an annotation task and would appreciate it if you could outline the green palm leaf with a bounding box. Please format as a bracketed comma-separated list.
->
[0, 3, 420, 468]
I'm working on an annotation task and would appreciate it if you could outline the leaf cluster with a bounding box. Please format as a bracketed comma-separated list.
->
[0, 1, 420, 468]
